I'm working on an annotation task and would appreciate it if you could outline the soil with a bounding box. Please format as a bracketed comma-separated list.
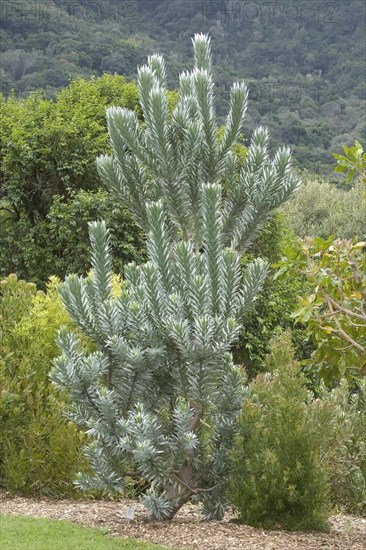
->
[1, 490, 365, 550]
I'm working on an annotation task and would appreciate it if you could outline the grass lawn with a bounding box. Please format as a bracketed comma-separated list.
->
[0, 515, 177, 550]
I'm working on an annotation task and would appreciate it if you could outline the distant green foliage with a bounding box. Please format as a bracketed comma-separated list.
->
[281, 177, 366, 239]
[0, 274, 86, 496]
[1, 0, 365, 174]
[229, 334, 331, 531]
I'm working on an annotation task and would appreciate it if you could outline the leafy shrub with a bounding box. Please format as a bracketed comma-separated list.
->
[281, 177, 366, 239]
[0, 274, 86, 496]
[2, 398, 85, 497]
[0, 273, 36, 338]
[229, 334, 331, 531]
[278, 237, 366, 383]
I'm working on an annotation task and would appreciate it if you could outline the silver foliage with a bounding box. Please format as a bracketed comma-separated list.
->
[51, 34, 300, 520]
[97, 33, 300, 251]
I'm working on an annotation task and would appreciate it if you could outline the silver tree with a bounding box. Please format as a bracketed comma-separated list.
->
[51, 34, 300, 520]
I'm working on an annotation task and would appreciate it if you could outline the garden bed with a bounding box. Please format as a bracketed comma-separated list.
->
[1, 490, 365, 550]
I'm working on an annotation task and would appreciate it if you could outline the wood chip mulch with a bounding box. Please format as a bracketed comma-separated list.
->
[1, 490, 365, 550]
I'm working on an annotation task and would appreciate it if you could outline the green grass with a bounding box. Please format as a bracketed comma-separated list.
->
[0, 515, 177, 550]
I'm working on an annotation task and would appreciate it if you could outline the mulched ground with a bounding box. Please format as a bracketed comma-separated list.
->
[1, 490, 365, 549]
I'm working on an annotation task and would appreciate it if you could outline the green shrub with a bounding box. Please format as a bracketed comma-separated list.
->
[2, 398, 85, 497]
[229, 334, 331, 531]
[0, 273, 36, 338]
[281, 177, 366, 239]
[0, 74, 140, 222]
[0, 274, 86, 496]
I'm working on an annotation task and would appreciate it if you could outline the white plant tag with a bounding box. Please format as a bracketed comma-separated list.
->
[124, 506, 135, 521]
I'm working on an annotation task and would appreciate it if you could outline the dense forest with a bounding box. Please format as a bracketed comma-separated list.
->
[1, 0, 365, 174]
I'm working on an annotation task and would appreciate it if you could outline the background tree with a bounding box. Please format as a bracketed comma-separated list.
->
[0, 75, 143, 284]
[51, 34, 300, 520]
[0, 189, 145, 286]
[234, 214, 310, 377]
[0, 74, 140, 223]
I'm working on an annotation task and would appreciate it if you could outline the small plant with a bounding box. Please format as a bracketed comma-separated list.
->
[229, 334, 331, 531]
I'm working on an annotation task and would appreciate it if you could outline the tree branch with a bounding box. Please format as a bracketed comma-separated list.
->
[327, 301, 365, 354]
[323, 291, 366, 321]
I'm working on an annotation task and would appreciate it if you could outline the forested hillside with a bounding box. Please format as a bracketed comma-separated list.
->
[1, 0, 365, 173]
